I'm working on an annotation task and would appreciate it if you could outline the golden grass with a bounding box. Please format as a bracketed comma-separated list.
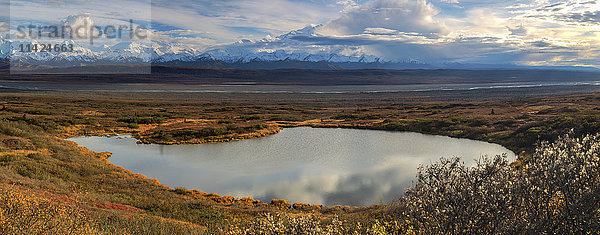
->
[0, 184, 98, 234]
[1, 91, 600, 233]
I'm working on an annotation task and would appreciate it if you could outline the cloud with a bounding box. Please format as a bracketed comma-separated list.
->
[0, 22, 8, 32]
[563, 11, 600, 24]
[336, 0, 360, 12]
[251, 164, 418, 206]
[507, 25, 527, 36]
[63, 14, 96, 37]
[364, 27, 401, 35]
[47, 0, 89, 5]
[321, 0, 448, 37]
[149, 0, 340, 43]
[438, 0, 459, 3]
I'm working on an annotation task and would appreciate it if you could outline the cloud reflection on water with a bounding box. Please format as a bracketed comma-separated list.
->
[70, 127, 515, 206]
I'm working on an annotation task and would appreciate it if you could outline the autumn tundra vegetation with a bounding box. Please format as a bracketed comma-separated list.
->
[1, 90, 600, 234]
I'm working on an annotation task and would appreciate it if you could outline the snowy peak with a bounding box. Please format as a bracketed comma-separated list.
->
[200, 48, 380, 64]
[198, 24, 383, 64]
[0, 38, 10, 59]
[277, 24, 322, 40]
[0, 24, 387, 65]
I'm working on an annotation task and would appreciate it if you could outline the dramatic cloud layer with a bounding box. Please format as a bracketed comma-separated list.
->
[322, 0, 447, 36]
[4, 0, 600, 67]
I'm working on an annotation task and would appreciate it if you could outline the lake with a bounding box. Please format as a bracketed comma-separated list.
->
[69, 127, 516, 206]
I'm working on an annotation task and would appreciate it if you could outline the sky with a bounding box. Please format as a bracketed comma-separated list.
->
[2, 0, 600, 67]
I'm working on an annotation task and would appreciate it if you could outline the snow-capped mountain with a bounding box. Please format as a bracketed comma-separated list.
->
[0, 24, 389, 67]
[0, 37, 10, 59]
[1, 23, 599, 71]
[7, 40, 154, 65]
[271, 24, 320, 41]
[199, 25, 381, 64]
[151, 41, 200, 62]
[200, 48, 380, 64]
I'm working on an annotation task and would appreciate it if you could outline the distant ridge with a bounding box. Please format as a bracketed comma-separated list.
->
[153, 58, 600, 71]
[2, 56, 599, 75]
[0, 59, 9, 73]
[2, 63, 600, 87]
[152, 57, 438, 70]
[2, 37, 598, 72]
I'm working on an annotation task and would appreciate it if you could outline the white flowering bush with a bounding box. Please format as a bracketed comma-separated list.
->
[518, 134, 600, 233]
[403, 155, 518, 233]
[243, 213, 348, 235]
[403, 133, 600, 234]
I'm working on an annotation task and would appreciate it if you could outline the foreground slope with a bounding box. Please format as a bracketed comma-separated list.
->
[1, 89, 600, 233]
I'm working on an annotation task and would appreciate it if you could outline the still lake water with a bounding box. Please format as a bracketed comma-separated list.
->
[69, 127, 515, 206]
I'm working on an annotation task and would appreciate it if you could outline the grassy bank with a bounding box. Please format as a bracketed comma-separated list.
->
[1, 90, 600, 233]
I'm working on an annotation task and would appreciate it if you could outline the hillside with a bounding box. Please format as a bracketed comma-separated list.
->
[1, 90, 600, 233]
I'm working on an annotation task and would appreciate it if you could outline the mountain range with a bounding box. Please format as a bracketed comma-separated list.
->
[1, 25, 598, 71]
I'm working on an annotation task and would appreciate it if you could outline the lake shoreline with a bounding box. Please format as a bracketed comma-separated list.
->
[70, 128, 515, 207]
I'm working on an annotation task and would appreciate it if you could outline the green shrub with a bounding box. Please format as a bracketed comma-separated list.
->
[117, 117, 163, 125]
[268, 115, 306, 122]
